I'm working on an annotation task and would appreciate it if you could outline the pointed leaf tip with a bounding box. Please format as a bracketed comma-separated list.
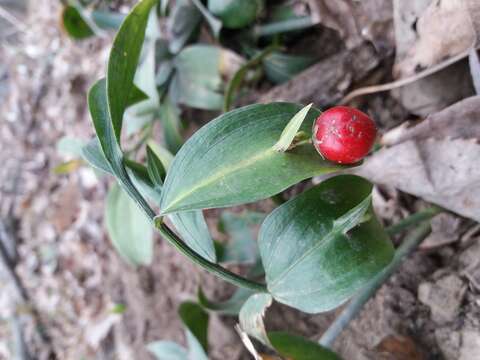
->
[273, 103, 313, 152]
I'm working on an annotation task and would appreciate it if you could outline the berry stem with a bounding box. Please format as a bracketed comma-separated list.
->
[319, 206, 442, 347]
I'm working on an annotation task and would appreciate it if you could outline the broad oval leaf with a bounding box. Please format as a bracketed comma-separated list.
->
[259, 175, 394, 313]
[268, 332, 342, 360]
[106, 184, 153, 266]
[160, 103, 346, 213]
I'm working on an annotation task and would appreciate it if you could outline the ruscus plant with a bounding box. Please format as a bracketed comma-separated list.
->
[63, 0, 442, 358]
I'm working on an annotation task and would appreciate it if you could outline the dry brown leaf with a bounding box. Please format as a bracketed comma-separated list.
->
[394, 0, 479, 78]
[374, 335, 424, 360]
[312, 0, 394, 53]
[356, 96, 480, 222]
[390, 0, 477, 116]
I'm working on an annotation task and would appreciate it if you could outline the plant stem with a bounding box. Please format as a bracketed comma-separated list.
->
[254, 16, 316, 37]
[386, 206, 442, 236]
[155, 220, 268, 293]
[319, 219, 435, 347]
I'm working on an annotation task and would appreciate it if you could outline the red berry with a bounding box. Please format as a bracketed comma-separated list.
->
[312, 106, 377, 164]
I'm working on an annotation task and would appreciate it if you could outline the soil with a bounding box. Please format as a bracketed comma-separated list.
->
[1, 1, 479, 360]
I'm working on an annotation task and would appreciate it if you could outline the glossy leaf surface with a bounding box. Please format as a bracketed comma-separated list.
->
[268, 332, 341, 360]
[160, 103, 345, 214]
[259, 175, 394, 313]
[105, 184, 153, 266]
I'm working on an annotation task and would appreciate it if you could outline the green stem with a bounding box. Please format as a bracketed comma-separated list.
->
[254, 16, 317, 37]
[154, 219, 268, 293]
[386, 206, 442, 236]
[319, 217, 438, 347]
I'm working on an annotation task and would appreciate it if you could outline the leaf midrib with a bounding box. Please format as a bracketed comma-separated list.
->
[161, 147, 275, 213]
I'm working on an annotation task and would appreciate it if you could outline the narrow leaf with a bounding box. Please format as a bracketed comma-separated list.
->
[239, 293, 273, 346]
[272, 103, 313, 152]
[88, 79, 154, 219]
[259, 175, 394, 313]
[159, 98, 183, 154]
[147, 145, 167, 186]
[147, 141, 175, 169]
[105, 184, 153, 266]
[107, 0, 157, 141]
[268, 332, 342, 360]
[160, 103, 346, 214]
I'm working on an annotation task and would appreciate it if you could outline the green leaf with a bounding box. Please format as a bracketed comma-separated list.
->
[263, 52, 316, 84]
[272, 103, 312, 152]
[178, 302, 209, 354]
[147, 141, 175, 169]
[190, 0, 222, 38]
[208, 0, 261, 29]
[198, 286, 254, 316]
[168, 0, 202, 54]
[81, 138, 112, 174]
[147, 341, 188, 360]
[91, 10, 125, 30]
[259, 175, 394, 313]
[105, 184, 153, 266]
[62, 5, 94, 40]
[127, 85, 150, 108]
[88, 79, 154, 219]
[170, 45, 224, 110]
[223, 45, 276, 112]
[127, 160, 216, 263]
[107, 0, 157, 141]
[239, 293, 272, 346]
[218, 211, 265, 264]
[57, 136, 85, 157]
[147, 145, 167, 186]
[268, 332, 342, 360]
[169, 211, 217, 262]
[160, 103, 346, 214]
[159, 98, 183, 154]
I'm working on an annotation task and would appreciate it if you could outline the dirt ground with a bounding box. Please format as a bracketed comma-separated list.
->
[1, 1, 480, 360]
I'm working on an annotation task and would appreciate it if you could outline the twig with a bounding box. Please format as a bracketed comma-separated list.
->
[319, 219, 436, 347]
[340, 48, 475, 104]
